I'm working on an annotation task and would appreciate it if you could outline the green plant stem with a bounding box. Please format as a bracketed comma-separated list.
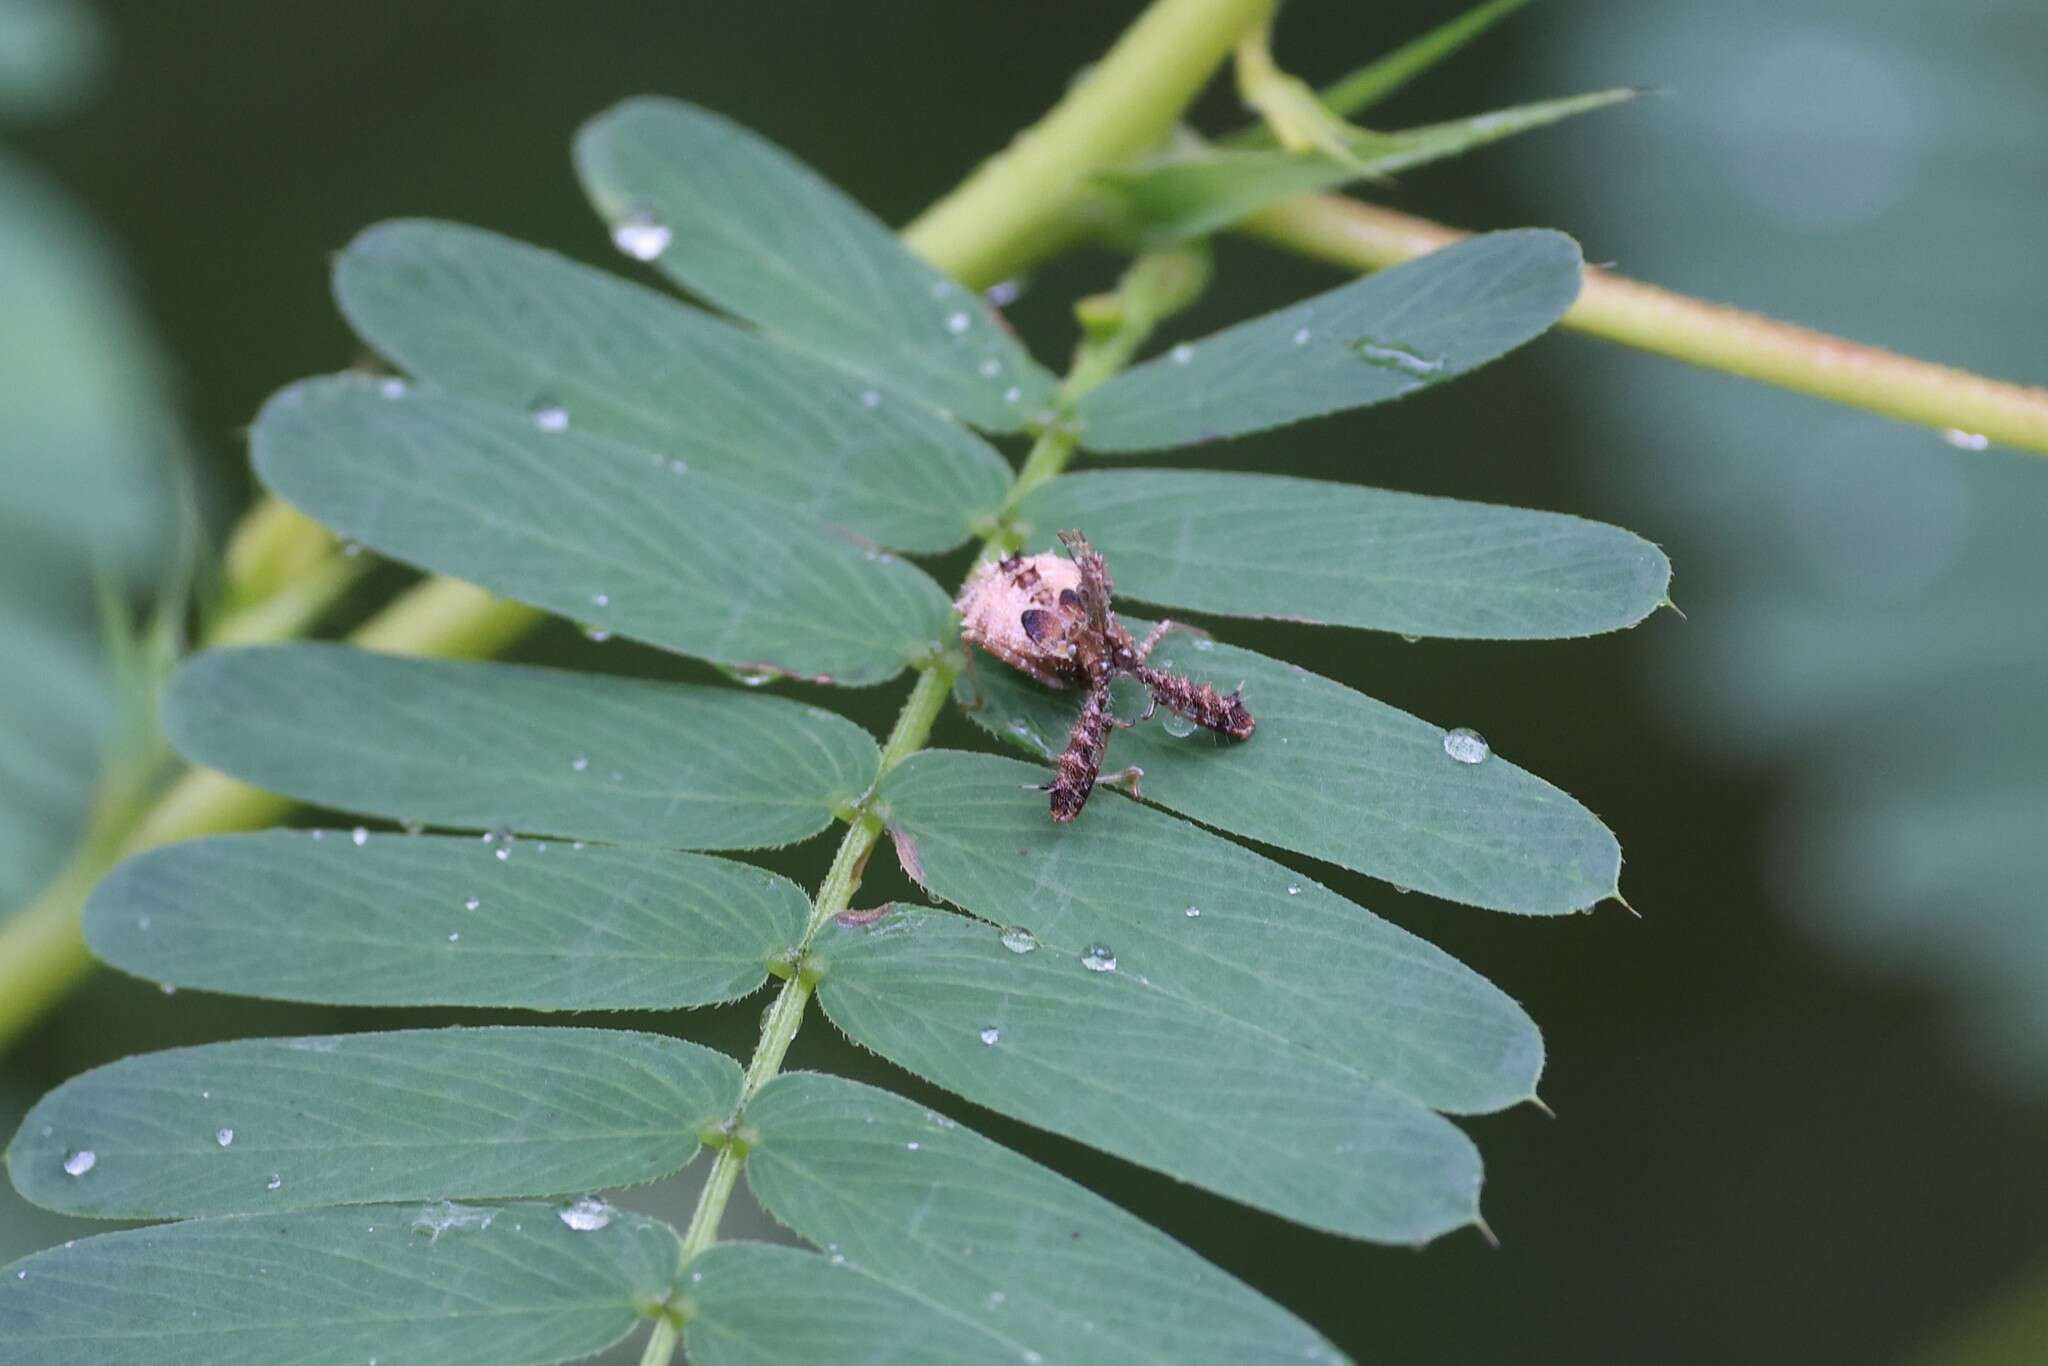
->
[636, 1316, 682, 1366]
[901, 0, 1276, 286]
[670, 249, 1203, 1284]
[1240, 194, 2048, 456]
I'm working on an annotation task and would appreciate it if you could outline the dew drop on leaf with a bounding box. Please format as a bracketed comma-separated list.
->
[463, 897, 479, 911]
[1184, 905, 1200, 918]
[1349, 338, 1447, 378]
[1161, 711, 1197, 738]
[1169, 343, 1195, 365]
[376, 377, 408, 400]
[978, 357, 1002, 378]
[978, 1025, 1000, 1046]
[610, 207, 672, 262]
[558, 1196, 613, 1231]
[1442, 727, 1491, 765]
[215, 1128, 234, 1148]
[860, 389, 882, 409]
[266, 1173, 283, 1191]
[998, 926, 1037, 954]
[63, 1150, 95, 1177]
[1292, 327, 1312, 346]
[945, 311, 971, 335]
[528, 400, 569, 433]
[351, 826, 368, 847]
[1080, 944, 1118, 973]
[571, 754, 589, 772]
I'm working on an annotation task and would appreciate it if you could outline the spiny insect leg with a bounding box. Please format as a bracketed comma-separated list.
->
[1048, 678, 1115, 822]
[1134, 666, 1255, 740]
[1056, 530, 1114, 633]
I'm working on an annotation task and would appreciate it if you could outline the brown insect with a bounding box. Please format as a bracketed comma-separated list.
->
[955, 530, 1254, 822]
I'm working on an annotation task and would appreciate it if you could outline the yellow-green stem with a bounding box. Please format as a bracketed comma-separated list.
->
[1242, 194, 2048, 456]
[671, 250, 1202, 1275]
[902, 0, 1276, 286]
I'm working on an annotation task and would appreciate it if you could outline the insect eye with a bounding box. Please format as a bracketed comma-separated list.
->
[1020, 608, 1055, 644]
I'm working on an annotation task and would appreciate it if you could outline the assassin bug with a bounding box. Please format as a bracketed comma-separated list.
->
[955, 530, 1254, 822]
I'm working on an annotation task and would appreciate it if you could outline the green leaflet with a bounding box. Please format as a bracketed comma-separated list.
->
[1291, 0, 1533, 121]
[7, 1027, 736, 1218]
[0, 153, 183, 910]
[164, 645, 877, 849]
[878, 751, 1540, 1113]
[1016, 469, 1671, 639]
[252, 375, 952, 685]
[814, 908, 1483, 1245]
[1072, 230, 1583, 452]
[574, 97, 1059, 432]
[958, 623, 1621, 914]
[85, 832, 807, 1009]
[335, 220, 1009, 554]
[1103, 89, 1636, 245]
[0, 1202, 680, 1365]
[685, 1242, 1007, 1365]
[744, 1071, 1346, 1365]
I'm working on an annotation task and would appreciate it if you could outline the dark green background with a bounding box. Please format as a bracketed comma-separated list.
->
[6, 3, 2045, 1363]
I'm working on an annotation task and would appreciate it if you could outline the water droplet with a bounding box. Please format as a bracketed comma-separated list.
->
[860, 389, 882, 409]
[201, 1091, 211, 1101]
[945, 311, 971, 335]
[998, 926, 1037, 954]
[1941, 428, 1989, 450]
[1003, 385, 1023, 404]
[668, 458, 689, 475]
[1161, 711, 1197, 738]
[977, 357, 1002, 378]
[1349, 339, 1447, 378]
[1442, 727, 1490, 765]
[719, 664, 778, 688]
[1169, 343, 1195, 365]
[1286, 884, 1301, 896]
[1080, 944, 1117, 973]
[984, 278, 1023, 307]
[310, 829, 325, 841]
[63, 1150, 96, 1177]
[1190, 637, 1214, 653]
[611, 208, 671, 262]
[464, 896, 480, 911]
[351, 827, 369, 847]
[341, 540, 364, 558]
[978, 1026, 1000, 1046]
[905, 1140, 921, 1151]
[589, 592, 609, 608]
[160, 982, 177, 995]
[583, 625, 612, 642]
[529, 400, 569, 433]
[216, 1128, 235, 1148]
[447, 932, 461, 943]
[1292, 327, 1312, 346]
[495, 846, 511, 862]
[558, 1196, 613, 1231]
[377, 377, 408, 400]
[571, 754, 589, 772]
[266, 1173, 283, 1191]
[1183, 905, 1200, 918]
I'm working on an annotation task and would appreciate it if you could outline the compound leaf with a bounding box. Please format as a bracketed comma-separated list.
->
[685, 1242, 1005, 1366]
[957, 624, 1619, 914]
[1073, 230, 1582, 452]
[0, 1202, 680, 1366]
[879, 751, 1539, 1113]
[814, 907, 1483, 1245]
[164, 645, 877, 849]
[86, 832, 807, 1009]
[744, 1071, 1346, 1365]
[575, 97, 1058, 432]
[1103, 90, 1636, 244]
[7, 1027, 737, 1219]
[1017, 469, 1671, 638]
[335, 220, 1009, 553]
[253, 375, 951, 685]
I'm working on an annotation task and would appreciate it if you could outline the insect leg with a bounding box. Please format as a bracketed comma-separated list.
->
[1048, 678, 1115, 822]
